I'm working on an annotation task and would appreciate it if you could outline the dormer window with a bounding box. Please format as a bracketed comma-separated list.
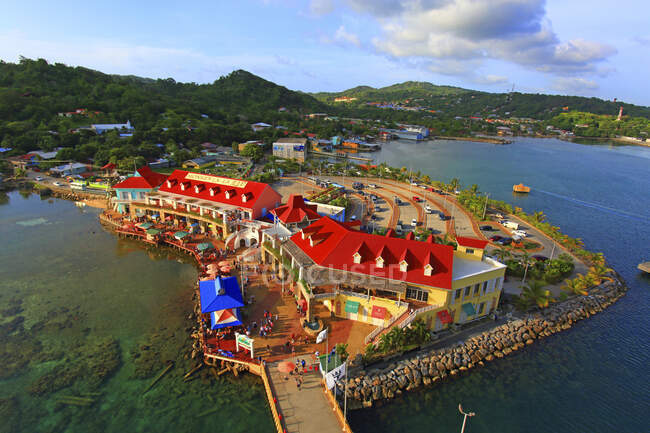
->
[241, 192, 253, 203]
[225, 189, 236, 199]
[353, 252, 361, 264]
[194, 184, 204, 193]
[424, 263, 433, 276]
[301, 230, 306, 240]
[399, 260, 408, 272]
[166, 179, 177, 188]
[375, 256, 384, 268]
[180, 181, 191, 191]
[209, 187, 219, 196]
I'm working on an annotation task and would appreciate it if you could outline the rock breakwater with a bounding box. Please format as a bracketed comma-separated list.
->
[341, 276, 627, 408]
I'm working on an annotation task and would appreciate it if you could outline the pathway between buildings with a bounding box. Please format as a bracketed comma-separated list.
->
[267, 360, 343, 433]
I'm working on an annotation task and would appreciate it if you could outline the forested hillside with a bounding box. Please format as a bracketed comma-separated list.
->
[314, 82, 650, 120]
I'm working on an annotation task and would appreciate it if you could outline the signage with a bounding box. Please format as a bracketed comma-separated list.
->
[185, 172, 248, 189]
[235, 332, 254, 359]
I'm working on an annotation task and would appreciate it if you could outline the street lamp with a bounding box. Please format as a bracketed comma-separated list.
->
[458, 404, 476, 433]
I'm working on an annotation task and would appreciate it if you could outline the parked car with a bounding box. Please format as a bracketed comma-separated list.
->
[438, 213, 448, 221]
[350, 215, 357, 221]
[490, 235, 503, 242]
[512, 230, 527, 238]
[35, 176, 44, 181]
[480, 225, 493, 231]
[412, 218, 417, 226]
[394, 196, 400, 204]
[53, 181, 63, 187]
[412, 196, 421, 202]
[533, 255, 549, 261]
[371, 214, 378, 220]
[425, 205, 433, 213]
[496, 237, 512, 245]
[502, 221, 519, 230]
[411, 181, 418, 186]
[368, 183, 378, 188]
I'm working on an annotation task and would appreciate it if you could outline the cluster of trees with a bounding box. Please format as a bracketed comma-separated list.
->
[546, 111, 650, 138]
[364, 319, 431, 360]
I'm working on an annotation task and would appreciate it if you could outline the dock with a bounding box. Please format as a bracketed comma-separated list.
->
[638, 261, 650, 273]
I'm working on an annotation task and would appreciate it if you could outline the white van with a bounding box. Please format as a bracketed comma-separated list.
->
[503, 221, 519, 230]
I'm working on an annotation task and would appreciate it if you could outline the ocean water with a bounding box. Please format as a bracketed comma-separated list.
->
[0, 191, 274, 433]
[347, 137, 650, 432]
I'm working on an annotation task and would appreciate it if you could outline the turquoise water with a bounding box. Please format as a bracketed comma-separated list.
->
[0, 191, 274, 433]
[347, 138, 650, 432]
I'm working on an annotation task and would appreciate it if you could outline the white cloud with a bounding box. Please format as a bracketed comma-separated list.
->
[351, 0, 616, 77]
[334, 25, 361, 47]
[552, 77, 599, 94]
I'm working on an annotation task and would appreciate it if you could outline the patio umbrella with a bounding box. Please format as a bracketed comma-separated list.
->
[197, 242, 213, 251]
[218, 261, 230, 267]
[138, 222, 153, 229]
[174, 231, 189, 240]
[277, 361, 296, 373]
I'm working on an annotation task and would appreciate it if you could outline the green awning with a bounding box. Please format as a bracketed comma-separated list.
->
[197, 242, 213, 251]
[462, 302, 476, 316]
[146, 228, 161, 235]
[345, 300, 360, 313]
[174, 231, 189, 239]
[138, 222, 153, 229]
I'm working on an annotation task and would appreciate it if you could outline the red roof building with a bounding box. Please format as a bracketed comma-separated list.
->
[289, 216, 455, 290]
[112, 166, 168, 190]
[455, 236, 489, 250]
[157, 170, 281, 220]
[270, 194, 321, 227]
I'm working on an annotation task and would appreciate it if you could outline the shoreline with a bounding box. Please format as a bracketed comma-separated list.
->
[433, 135, 511, 144]
[341, 272, 628, 409]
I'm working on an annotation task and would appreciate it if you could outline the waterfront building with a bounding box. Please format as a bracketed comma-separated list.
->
[182, 155, 219, 169]
[111, 166, 168, 214]
[270, 194, 321, 232]
[49, 162, 88, 177]
[272, 138, 307, 162]
[262, 217, 505, 334]
[121, 170, 282, 242]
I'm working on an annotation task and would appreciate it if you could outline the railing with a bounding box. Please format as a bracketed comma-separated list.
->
[364, 307, 410, 344]
[338, 289, 409, 309]
[260, 363, 285, 433]
[313, 292, 337, 300]
[398, 303, 442, 329]
[321, 380, 354, 433]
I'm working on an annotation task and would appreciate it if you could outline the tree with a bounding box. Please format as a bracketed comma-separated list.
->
[494, 248, 511, 263]
[532, 211, 546, 223]
[335, 343, 349, 361]
[588, 262, 614, 285]
[240, 142, 264, 161]
[448, 178, 460, 192]
[562, 277, 588, 296]
[405, 319, 431, 345]
[519, 280, 552, 309]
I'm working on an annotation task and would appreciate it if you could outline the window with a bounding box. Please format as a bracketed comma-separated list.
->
[473, 284, 480, 296]
[406, 288, 429, 303]
[478, 302, 485, 315]
[466, 248, 474, 254]
[139, 192, 145, 199]
[464, 286, 471, 297]
[452, 289, 461, 304]
[481, 281, 488, 295]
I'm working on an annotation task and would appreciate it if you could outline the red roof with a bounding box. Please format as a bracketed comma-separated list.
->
[157, 170, 280, 210]
[112, 166, 168, 189]
[456, 236, 489, 249]
[101, 162, 116, 170]
[290, 217, 454, 289]
[271, 194, 321, 224]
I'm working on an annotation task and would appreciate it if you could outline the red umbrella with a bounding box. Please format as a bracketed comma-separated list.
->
[277, 361, 296, 373]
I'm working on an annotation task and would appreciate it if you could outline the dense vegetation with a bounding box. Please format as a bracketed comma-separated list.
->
[546, 111, 650, 138]
[314, 81, 650, 120]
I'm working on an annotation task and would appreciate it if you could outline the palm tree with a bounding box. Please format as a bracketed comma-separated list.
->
[520, 280, 552, 309]
[406, 319, 431, 345]
[588, 262, 614, 285]
[469, 184, 480, 195]
[448, 178, 461, 192]
[532, 211, 546, 223]
[562, 277, 588, 296]
[494, 248, 512, 263]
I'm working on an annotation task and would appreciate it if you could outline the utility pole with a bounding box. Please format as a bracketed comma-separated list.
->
[458, 404, 476, 433]
[482, 193, 489, 220]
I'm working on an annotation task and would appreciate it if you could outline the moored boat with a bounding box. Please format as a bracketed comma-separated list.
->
[638, 261, 650, 274]
[513, 183, 531, 193]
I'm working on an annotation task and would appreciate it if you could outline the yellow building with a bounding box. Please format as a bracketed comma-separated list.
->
[261, 218, 505, 334]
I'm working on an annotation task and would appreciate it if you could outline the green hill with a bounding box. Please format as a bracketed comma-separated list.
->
[313, 81, 650, 120]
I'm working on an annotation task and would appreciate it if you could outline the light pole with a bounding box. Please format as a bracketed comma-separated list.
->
[458, 404, 475, 433]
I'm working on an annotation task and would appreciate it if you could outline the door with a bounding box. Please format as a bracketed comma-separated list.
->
[335, 301, 341, 316]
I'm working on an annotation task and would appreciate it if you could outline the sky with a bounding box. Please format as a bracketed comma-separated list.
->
[0, 0, 648, 106]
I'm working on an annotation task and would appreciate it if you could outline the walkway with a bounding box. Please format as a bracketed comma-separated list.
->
[267, 360, 344, 433]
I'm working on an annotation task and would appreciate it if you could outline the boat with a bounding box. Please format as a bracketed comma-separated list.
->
[513, 183, 531, 193]
[638, 261, 650, 274]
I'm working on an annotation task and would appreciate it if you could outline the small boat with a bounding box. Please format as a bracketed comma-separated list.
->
[513, 183, 531, 193]
[638, 261, 650, 274]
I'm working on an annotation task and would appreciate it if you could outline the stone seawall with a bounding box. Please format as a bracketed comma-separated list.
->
[341, 276, 627, 408]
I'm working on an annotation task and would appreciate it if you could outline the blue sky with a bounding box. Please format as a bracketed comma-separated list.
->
[1, 0, 648, 106]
